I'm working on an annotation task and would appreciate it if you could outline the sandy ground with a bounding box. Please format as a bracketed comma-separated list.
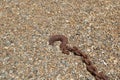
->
[0, 0, 120, 80]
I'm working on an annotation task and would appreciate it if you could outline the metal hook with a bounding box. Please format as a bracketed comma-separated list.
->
[49, 35, 68, 46]
[49, 35, 69, 55]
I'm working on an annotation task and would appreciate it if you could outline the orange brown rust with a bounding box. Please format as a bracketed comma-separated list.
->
[49, 35, 109, 80]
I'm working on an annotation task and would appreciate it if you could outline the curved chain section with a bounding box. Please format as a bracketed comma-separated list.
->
[49, 35, 108, 80]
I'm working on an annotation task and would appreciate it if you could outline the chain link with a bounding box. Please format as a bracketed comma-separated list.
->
[49, 35, 108, 80]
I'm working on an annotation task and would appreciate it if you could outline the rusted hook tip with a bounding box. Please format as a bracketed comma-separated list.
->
[49, 35, 68, 45]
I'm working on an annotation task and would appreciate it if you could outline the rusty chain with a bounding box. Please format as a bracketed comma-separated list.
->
[49, 35, 108, 80]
